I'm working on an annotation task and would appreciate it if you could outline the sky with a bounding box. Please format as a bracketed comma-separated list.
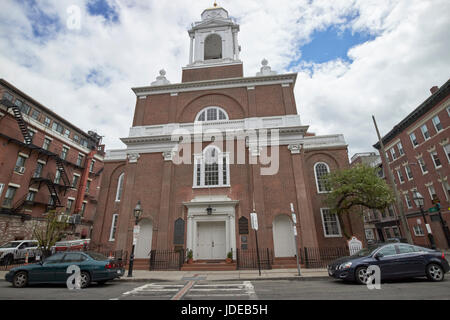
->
[0, 0, 449, 159]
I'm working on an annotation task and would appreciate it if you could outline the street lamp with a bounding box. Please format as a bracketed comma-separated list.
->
[412, 191, 436, 249]
[128, 201, 142, 277]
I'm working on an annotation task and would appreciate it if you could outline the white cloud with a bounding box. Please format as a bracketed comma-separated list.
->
[0, 0, 448, 159]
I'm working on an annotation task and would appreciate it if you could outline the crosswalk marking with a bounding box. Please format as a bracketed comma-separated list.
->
[185, 281, 257, 300]
[113, 281, 258, 300]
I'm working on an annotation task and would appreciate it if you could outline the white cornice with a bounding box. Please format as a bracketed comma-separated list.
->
[132, 73, 298, 96]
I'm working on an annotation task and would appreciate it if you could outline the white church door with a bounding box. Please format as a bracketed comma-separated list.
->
[197, 221, 226, 260]
[135, 219, 153, 259]
[273, 215, 296, 257]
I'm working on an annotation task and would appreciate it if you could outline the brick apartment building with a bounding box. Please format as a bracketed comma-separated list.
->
[0, 79, 105, 242]
[374, 79, 450, 249]
[350, 152, 402, 243]
[92, 5, 364, 270]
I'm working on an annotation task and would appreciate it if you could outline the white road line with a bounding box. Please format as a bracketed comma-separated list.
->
[122, 284, 153, 296]
[244, 281, 258, 300]
[187, 294, 249, 297]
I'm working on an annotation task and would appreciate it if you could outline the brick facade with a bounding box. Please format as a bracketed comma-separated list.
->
[374, 80, 450, 249]
[0, 79, 105, 242]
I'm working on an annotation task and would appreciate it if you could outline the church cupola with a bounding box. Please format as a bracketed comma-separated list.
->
[186, 2, 241, 69]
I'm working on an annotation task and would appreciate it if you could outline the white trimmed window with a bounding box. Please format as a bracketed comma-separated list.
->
[410, 132, 418, 147]
[109, 214, 119, 241]
[421, 124, 430, 140]
[390, 148, 397, 160]
[397, 142, 405, 156]
[195, 107, 228, 122]
[432, 115, 442, 132]
[115, 173, 125, 202]
[405, 194, 413, 209]
[66, 199, 74, 214]
[418, 157, 428, 174]
[430, 151, 441, 168]
[405, 165, 413, 180]
[320, 208, 341, 237]
[396, 169, 405, 184]
[71, 174, 80, 189]
[444, 144, 450, 163]
[441, 181, 450, 201]
[193, 146, 230, 188]
[314, 162, 331, 193]
[427, 185, 437, 200]
[413, 225, 424, 236]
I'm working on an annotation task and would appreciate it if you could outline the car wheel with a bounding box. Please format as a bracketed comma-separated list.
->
[80, 271, 91, 288]
[13, 271, 28, 288]
[355, 266, 370, 285]
[426, 263, 444, 282]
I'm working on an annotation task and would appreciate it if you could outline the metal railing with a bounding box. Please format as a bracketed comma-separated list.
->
[149, 249, 185, 271]
[300, 247, 349, 268]
[236, 248, 273, 270]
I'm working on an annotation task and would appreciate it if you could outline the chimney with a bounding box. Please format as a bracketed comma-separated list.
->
[430, 86, 439, 94]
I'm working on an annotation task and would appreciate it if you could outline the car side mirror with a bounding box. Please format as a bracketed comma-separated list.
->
[374, 252, 383, 260]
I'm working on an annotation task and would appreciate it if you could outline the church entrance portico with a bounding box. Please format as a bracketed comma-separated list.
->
[184, 195, 238, 260]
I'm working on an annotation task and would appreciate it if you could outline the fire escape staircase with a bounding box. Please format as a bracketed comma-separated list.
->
[1, 98, 33, 145]
[54, 157, 71, 188]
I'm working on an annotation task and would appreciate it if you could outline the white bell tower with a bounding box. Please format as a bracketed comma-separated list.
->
[187, 2, 241, 67]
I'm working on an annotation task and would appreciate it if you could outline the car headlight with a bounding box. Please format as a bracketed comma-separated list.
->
[339, 262, 352, 270]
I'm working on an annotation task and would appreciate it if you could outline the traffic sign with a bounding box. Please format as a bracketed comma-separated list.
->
[428, 207, 438, 213]
[250, 212, 258, 231]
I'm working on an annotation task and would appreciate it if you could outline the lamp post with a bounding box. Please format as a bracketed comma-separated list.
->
[412, 191, 436, 249]
[128, 201, 142, 277]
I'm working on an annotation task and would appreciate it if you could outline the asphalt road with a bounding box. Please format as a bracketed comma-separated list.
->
[0, 277, 450, 300]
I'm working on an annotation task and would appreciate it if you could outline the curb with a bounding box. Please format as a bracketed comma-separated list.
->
[115, 276, 331, 283]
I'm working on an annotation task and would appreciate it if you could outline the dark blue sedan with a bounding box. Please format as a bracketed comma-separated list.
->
[5, 251, 125, 288]
[328, 243, 450, 284]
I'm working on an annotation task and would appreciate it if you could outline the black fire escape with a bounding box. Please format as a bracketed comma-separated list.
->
[0, 98, 73, 217]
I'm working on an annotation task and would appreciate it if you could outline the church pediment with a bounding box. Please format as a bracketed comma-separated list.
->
[191, 18, 235, 31]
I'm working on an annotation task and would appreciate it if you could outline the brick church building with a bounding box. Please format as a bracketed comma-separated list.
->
[92, 4, 364, 269]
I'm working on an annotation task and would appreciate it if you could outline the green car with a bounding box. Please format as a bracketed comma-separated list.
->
[5, 251, 125, 288]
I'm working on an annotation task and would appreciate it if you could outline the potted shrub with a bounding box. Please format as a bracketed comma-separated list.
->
[187, 250, 194, 264]
[226, 251, 233, 263]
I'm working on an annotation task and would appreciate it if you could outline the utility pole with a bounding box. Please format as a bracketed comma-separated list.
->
[372, 115, 413, 245]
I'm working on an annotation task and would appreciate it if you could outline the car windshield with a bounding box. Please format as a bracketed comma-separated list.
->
[351, 246, 380, 257]
[0, 242, 21, 249]
[85, 252, 109, 261]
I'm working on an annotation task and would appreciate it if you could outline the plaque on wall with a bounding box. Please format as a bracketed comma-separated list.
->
[239, 216, 249, 235]
[173, 218, 185, 245]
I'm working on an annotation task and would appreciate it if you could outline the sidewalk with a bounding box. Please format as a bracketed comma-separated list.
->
[116, 268, 329, 282]
[0, 268, 329, 282]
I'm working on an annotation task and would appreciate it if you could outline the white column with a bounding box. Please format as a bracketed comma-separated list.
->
[225, 215, 230, 255]
[187, 215, 194, 252]
[189, 34, 194, 64]
[233, 30, 239, 60]
[229, 213, 236, 259]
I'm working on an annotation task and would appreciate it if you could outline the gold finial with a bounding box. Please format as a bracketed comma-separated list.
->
[214, 1, 218, 7]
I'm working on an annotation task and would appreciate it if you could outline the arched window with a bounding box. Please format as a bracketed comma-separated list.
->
[204, 34, 222, 60]
[193, 146, 230, 188]
[115, 173, 124, 201]
[195, 107, 228, 122]
[314, 162, 331, 193]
